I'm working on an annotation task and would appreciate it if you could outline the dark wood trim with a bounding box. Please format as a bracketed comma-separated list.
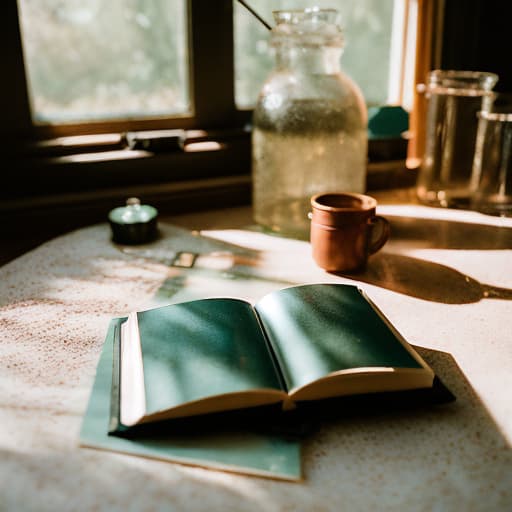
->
[1, 174, 252, 233]
[2, 156, 413, 218]
[2, 0, 33, 140]
[0, 175, 253, 267]
[406, 0, 444, 169]
[32, 116, 199, 140]
[189, 0, 237, 128]
[4, 135, 252, 200]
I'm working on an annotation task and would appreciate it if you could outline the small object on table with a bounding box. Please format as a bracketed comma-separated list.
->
[108, 197, 158, 245]
[124, 129, 185, 152]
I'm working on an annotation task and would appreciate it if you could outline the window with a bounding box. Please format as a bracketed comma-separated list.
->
[3, 0, 426, 233]
[18, 0, 412, 124]
[235, 0, 403, 109]
[18, 0, 190, 124]
[10, 0, 239, 137]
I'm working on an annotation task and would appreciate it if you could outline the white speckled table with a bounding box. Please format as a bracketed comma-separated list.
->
[1, 194, 512, 511]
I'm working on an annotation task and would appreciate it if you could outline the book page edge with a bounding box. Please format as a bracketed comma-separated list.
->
[120, 312, 147, 426]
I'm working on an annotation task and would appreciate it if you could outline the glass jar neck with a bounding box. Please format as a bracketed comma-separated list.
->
[275, 46, 343, 75]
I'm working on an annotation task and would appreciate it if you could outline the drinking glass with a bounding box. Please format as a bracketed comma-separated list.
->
[416, 70, 498, 208]
[470, 108, 512, 216]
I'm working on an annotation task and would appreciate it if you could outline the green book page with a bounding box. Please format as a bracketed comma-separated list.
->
[254, 284, 423, 392]
[137, 298, 284, 416]
[80, 320, 301, 481]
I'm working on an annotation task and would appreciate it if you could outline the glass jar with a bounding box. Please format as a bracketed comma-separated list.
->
[252, 8, 367, 237]
[416, 70, 498, 208]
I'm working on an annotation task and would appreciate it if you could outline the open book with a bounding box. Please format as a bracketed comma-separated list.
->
[110, 284, 435, 433]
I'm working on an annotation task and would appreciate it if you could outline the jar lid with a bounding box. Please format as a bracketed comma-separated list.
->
[108, 197, 158, 244]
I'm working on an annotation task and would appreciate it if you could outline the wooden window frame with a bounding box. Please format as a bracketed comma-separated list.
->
[406, 0, 445, 169]
[6, 0, 251, 137]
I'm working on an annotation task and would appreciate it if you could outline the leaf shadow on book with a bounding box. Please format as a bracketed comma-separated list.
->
[331, 252, 512, 304]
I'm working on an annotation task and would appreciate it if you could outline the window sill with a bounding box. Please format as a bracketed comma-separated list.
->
[2, 129, 414, 239]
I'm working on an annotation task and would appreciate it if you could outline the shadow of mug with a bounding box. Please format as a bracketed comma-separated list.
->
[310, 192, 390, 273]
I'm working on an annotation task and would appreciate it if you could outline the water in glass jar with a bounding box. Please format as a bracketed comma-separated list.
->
[252, 100, 367, 237]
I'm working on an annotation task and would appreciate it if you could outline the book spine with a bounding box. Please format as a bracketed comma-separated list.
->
[253, 308, 289, 393]
[108, 319, 128, 434]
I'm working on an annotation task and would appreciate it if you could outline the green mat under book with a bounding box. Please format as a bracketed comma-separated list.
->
[79, 319, 303, 481]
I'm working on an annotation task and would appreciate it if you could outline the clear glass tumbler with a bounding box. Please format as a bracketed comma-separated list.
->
[252, 8, 367, 237]
[470, 109, 512, 216]
[416, 70, 498, 208]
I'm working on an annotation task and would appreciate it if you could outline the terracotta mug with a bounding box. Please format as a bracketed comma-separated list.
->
[310, 192, 390, 272]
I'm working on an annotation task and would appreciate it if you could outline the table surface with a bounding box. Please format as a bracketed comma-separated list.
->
[2, 191, 512, 511]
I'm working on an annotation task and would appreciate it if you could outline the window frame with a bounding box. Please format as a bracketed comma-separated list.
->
[8, 0, 251, 138]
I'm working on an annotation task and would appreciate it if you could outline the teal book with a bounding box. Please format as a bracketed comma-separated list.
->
[80, 320, 302, 481]
[111, 284, 435, 432]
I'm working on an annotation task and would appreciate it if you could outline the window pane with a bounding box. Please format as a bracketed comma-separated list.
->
[235, 0, 397, 109]
[18, 0, 189, 124]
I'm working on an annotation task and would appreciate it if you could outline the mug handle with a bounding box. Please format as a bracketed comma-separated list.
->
[367, 215, 390, 254]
